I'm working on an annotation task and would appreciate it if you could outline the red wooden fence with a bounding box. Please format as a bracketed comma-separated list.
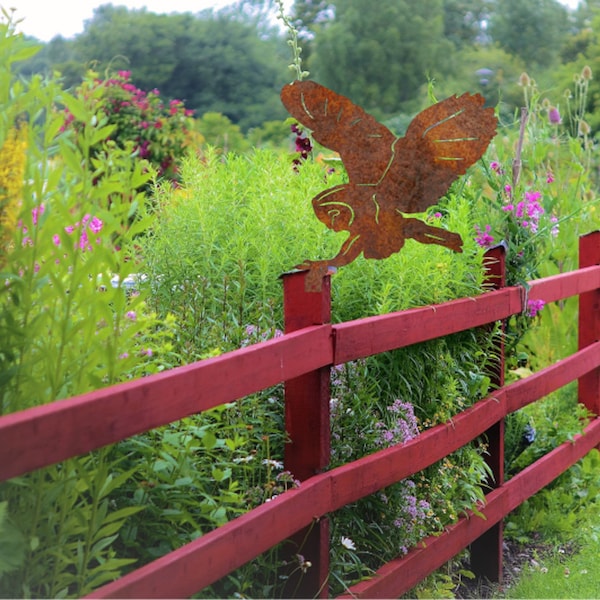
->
[1, 231, 599, 599]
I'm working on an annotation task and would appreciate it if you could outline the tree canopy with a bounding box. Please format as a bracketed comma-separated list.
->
[15, 0, 600, 130]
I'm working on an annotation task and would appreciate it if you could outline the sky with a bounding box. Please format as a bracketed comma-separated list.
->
[9, 0, 582, 42]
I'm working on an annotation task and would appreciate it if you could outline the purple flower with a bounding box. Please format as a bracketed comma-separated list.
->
[527, 299, 545, 318]
[88, 216, 103, 234]
[548, 107, 562, 124]
[474, 224, 494, 248]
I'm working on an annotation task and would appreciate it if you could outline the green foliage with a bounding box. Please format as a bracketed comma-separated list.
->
[0, 23, 173, 596]
[62, 69, 196, 184]
[141, 148, 345, 359]
[487, 0, 570, 69]
[70, 5, 290, 130]
[503, 450, 600, 599]
[195, 113, 249, 154]
[312, 0, 452, 113]
[505, 447, 600, 545]
[1, 454, 142, 597]
[472, 68, 599, 368]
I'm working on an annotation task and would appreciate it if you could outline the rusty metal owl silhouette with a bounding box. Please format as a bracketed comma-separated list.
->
[281, 80, 498, 291]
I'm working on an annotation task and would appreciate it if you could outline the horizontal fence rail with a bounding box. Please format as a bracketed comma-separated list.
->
[84, 342, 600, 599]
[341, 418, 600, 598]
[1, 231, 598, 599]
[2, 265, 599, 482]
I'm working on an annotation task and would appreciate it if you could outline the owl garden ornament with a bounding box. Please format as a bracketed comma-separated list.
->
[281, 81, 497, 291]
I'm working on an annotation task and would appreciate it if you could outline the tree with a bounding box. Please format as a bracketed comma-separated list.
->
[487, 0, 570, 69]
[442, 0, 492, 49]
[311, 0, 452, 114]
[67, 5, 289, 130]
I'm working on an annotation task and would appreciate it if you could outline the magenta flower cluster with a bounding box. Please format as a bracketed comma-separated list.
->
[503, 190, 546, 233]
[19, 204, 45, 247]
[62, 70, 195, 182]
[526, 298, 545, 318]
[53, 213, 104, 253]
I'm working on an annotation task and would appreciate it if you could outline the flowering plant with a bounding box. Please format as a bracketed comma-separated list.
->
[62, 70, 196, 184]
[472, 67, 599, 367]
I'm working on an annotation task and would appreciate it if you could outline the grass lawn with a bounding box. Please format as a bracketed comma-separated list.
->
[503, 503, 600, 598]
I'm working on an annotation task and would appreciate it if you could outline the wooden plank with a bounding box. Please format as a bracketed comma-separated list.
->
[339, 417, 600, 598]
[502, 342, 600, 415]
[333, 288, 522, 364]
[471, 243, 505, 583]
[79, 393, 513, 598]
[282, 269, 331, 598]
[0, 325, 333, 482]
[530, 262, 600, 304]
[90, 414, 600, 599]
[86, 475, 334, 599]
[333, 265, 600, 365]
[578, 231, 600, 417]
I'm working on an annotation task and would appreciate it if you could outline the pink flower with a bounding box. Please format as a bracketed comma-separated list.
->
[475, 224, 494, 248]
[527, 299, 545, 317]
[88, 216, 103, 234]
[78, 230, 90, 251]
[52, 234, 61, 246]
[32, 204, 45, 226]
[490, 161, 504, 174]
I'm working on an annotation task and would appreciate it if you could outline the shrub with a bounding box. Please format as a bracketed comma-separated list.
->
[61, 69, 197, 185]
[0, 22, 173, 596]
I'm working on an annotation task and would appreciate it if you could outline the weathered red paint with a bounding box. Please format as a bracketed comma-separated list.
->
[471, 243, 506, 583]
[579, 231, 600, 418]
[282, 269, 332, 597]
[340, 417, 600, 599]
[0, 325, 333, 482]
[0, 234, 597, 599]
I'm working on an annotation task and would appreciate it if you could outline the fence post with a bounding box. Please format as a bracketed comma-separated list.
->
[470, 243, 506, 583]
[579, 230, 600, 419]
[281, 269, 332, 598]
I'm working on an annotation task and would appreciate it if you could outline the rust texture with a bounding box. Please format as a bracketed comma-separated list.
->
[281, 80, 498, 291]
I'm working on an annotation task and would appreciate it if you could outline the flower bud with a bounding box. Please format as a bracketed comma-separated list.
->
[519, 72, 531, 87]
[548, 106, 562, 125]
[582, 65, 593, 81]
[578, 119, 591, 136]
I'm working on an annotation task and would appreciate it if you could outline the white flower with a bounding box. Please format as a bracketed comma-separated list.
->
[341, 536, 356, 551]
[262, 459, 284, 470]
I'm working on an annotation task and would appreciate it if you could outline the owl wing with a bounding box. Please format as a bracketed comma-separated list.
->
[386, 92, 497, 214]
[281, 80, 397, 184]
